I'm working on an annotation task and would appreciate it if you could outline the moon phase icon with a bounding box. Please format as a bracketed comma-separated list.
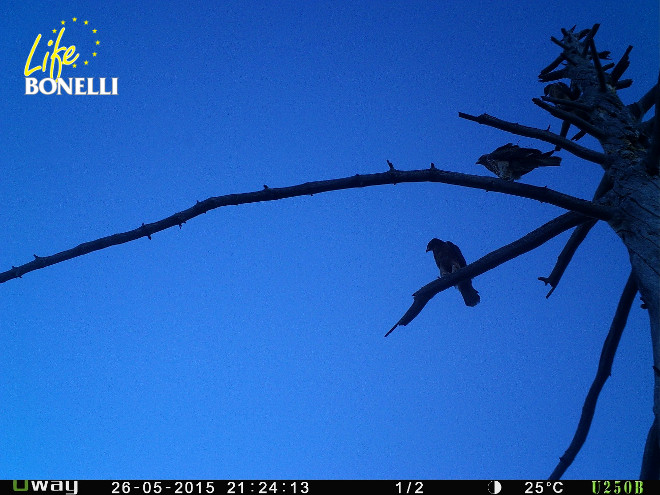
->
[488, 481, 502, 494]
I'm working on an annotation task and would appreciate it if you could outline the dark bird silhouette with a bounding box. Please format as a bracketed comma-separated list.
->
[426, 238, 480, 307]
[543, 82, 588, 151]
[476, 143, 561, 181]
[544, 81, 580, 101]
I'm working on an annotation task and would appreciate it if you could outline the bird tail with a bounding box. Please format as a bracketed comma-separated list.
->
[539, 152, 562, 167]
[457, 280, 480, 307]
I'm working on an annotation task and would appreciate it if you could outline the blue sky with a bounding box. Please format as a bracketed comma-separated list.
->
[1, 0, 658, 480]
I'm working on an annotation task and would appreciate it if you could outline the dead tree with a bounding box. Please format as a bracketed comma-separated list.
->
[2, 25, 658, 478]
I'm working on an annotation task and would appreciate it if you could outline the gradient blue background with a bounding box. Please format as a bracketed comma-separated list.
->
[1, 0, 658, 480]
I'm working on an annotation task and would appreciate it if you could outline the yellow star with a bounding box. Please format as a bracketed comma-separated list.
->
[84, 60, 88, 65]
[73, 64, 77, 68]
[72, 17, 77, 22]
[93, 52, 97, 57]
[92, 29, 97, 33]
[84, 20, 88, 25]
[52, 29, 57, 33]
[95, 40, 100, 45]
[61, 20, 65, 25]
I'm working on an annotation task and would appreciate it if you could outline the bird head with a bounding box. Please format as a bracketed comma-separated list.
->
[476, 155, 488, 165]
[426, 238, 444, 252]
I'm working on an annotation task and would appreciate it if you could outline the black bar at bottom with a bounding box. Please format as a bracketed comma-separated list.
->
[3, 479, 654, 495]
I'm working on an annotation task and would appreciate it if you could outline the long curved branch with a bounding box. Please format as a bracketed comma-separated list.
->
[549, 272, 637, 480]
[458, 112, 607, 166]
[0, 167, 614, 285]
[386, 211, 589, 336]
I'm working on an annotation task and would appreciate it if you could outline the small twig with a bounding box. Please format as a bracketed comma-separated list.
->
[532, 98, 607, 140]
[538, 175, 612, 296]
[539, 69, 568, 83]
[589, 39, 607, 92]
[551, 36, 571, 51]
[615, 79, 633, 90]
[540, 55, 565, 77]
[571, 129, 587, 142]
[576, 28, 591, 40]
[540, 95, 593, 112]
[458, 112, 606, 165]
[538, 220, 597, 298]
[555, 121, 572, 151]
[549, 272, 637, 480]
[387, 212, 590, 336]
[611, 45, 633, 83]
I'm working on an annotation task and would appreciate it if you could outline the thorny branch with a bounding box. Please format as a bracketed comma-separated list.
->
[1, 168, 614, 285]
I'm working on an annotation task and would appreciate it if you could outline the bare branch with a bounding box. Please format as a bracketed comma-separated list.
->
[458, 112, 607, 165]
[549, 272, 637, 480]
[580, 23, 600, 56]
[386, 212, 589, 336]
[576, 28, 591, 40]
[538, 219, 597, 297]
[538, 96, 593, 152]
[628, 83, 657, 120]
[588, 39, 607, 92]
[0, 168, 615, 285]
[541, 95, 593, 112]
[551, 36, 570, 51]
[540, 55, 565, 77]
[571, 129, 587, 142]
[539, 175, 612, 296]
[532, 98, 607, 140]
[615, 79, 633, 90]
[611, 45, 634, 83]
[539, 69, 568, 83]
[555, 121, 572, 151]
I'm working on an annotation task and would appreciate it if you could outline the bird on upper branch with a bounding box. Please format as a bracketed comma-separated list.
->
[476, 143, 561, 181]
[544, 81, 580, 102]
[426, 238, 480, 307]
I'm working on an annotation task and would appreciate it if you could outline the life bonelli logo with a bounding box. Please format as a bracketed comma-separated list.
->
[24, 17, 117, 95]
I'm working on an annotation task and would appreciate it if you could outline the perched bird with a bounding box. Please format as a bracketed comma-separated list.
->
[543, 82, 588, 151]
[476, 143, 561, 181]
[426, 238, 480, 307]
[543, 82, 580, 101]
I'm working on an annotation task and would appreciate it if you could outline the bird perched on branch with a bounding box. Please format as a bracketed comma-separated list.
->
[426, 238, 480, 307]
[544, 81, 580, 102]
[476, 143, 561, 180]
